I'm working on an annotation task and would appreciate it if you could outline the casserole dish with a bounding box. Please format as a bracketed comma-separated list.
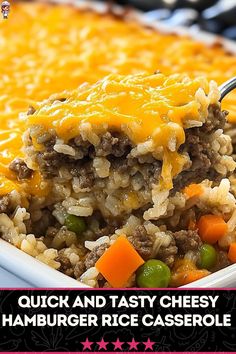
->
[0, 3, 236, 288]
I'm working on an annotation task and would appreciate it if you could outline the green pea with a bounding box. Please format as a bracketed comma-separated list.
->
[64, 214, 87, 235]
[198, 244, 217, 270]
[136, 259, 171, 288]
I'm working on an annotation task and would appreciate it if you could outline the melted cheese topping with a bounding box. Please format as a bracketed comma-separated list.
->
[28, 73, 214, 187]
[0, 2, 236, 196]
[29, 73, 208, 143]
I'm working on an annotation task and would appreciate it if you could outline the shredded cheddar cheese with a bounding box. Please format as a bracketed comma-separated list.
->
[28, 73, 213, 188]
[0, 2, 235, 196]
[28, 73, 209, 143]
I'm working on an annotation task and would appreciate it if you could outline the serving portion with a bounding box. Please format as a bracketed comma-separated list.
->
[2, 72, 236, 288]
[1, 1, 236, 287]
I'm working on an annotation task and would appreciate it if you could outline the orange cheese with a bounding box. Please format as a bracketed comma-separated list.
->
[28, 73, 211, 188]
[28, 73, 207, 142]
[0, 2, 235, 196]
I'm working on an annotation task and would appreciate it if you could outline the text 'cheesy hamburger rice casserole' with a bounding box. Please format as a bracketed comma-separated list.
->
[1, 1, 236, 287]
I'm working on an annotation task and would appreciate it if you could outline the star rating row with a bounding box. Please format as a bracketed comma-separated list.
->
[81, 337, 155, 351]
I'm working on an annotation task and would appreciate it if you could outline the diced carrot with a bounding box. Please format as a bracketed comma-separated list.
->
[228, 242, 236, 263]
[184, 184, 203, 199]
[95, 235, 144, 288]
[197, 214, 228, 244]
[170, 258, 210, 287]
[170, 269, 210, 287]
[172, 258, 196, 273]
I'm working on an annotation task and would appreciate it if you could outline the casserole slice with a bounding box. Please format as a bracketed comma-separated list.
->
[3, 72, 233, 287]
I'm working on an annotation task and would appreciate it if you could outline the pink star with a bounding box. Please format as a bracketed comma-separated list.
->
[143, 338, 155, 350]
[112, 338, 124, 350]
[127, 338, 139, 350]
[97, 338, 109, 350]
[81, 338, 93, 350]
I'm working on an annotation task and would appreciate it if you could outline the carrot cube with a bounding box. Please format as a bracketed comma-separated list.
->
[95, 235, 144, 287]
[197, 214, 228, 244]
[228, 242, 236, 263]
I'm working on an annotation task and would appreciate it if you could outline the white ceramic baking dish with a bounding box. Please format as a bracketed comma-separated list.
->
[1, 0, 236, 288]
[0, 239, 87, 288]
